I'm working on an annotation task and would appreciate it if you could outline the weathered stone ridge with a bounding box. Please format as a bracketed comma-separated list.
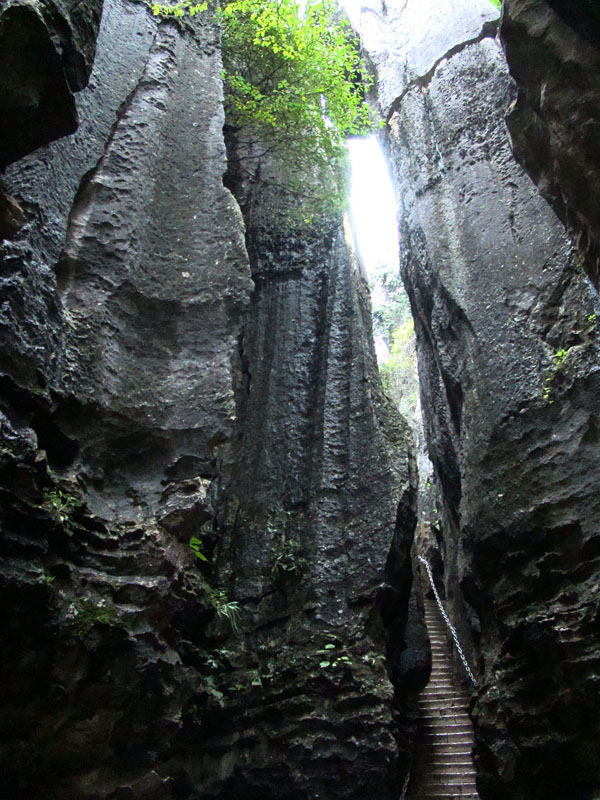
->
[1, 0, 252, 515]
[0, 2, 255, 796]
[501, 0, 600, 286]
[363, 0, 600, 798]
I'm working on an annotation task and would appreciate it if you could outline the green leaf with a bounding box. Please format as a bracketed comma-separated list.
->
[189, 537, 208, 561]
[319, 661, 330, 668]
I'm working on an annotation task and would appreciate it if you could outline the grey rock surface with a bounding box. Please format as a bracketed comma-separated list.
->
[0, 0, 104, 168]
[53, 10, 252, 517]
[501, 0, 600, 286]
[365, 1, 600, 798]
[358, 0, 498, 117]
[1, 0, 157, 399]
[205, 137, 418, 796]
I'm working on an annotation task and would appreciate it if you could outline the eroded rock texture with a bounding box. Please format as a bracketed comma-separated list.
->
[206, 149, 418, 794]
[0, 0, 104, 169]
[362, 0, 600, 798]
[0, 1, 416, 797]
[501, 0, 600, 286]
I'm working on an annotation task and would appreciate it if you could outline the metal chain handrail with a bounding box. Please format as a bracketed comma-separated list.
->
[399, 767, 411, 800]
[417, 554, 478, 687]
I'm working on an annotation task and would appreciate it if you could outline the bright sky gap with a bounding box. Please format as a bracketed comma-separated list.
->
[347, 136, 399, 279]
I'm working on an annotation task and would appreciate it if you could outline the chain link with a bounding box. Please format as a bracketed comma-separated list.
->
[417, 554, 478, 687]
[399, 767, 411, 800]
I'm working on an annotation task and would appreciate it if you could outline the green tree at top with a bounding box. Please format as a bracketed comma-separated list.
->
[151, 0, 377, 214]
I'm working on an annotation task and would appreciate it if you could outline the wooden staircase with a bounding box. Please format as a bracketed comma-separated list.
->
[407, 597, 480, 800]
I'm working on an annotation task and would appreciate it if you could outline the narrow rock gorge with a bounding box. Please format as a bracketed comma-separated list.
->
[1, 0, 599, 799]
[361, 0, 600, 798]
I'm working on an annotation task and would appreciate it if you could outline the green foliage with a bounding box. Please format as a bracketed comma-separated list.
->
[249, 668, 263, 687]
[487, 0, 501, 9]
[203, 675, 225, 707]
[209, 587, 240, 631]
[588, 312, 597, 323]
[42, 488, 80, 529]
[189, 536, 209, 561]
[543, 346, 571, 403]
[316, 642, 352, 669]
[379, 318, 415, 386]
[205, 648, 230, 671]
[273, 536, 305, 573]
[553, 348, 568, 366]
[371, 264, 418, 421]
[361, 652, 386, 667]
[151, 0, 206, 16]
[221, 2, 372, 139]
[148, 0, 376, 215]
[67, 599, 120, 635]
[372, 281, 411, 342]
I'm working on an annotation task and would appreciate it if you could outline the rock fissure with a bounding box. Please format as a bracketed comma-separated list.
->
[386, 20, 500, 123]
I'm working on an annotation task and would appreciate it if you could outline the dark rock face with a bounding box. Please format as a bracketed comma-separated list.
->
[1, 0, 250, 514]
[546, 0, 600, 45]
[0, 0, 104, 168]
[215, 213, 417, 797]
[363, 0, 600, 798]
[501, 0, 600, 286]
[0, 1, 416, 797]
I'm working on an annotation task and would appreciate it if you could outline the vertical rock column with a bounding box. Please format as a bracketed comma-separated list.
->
[202, 144, 418, 795]
[361, 0, 600, 798]
[0, 2, 419, 798]
[0, 3, 255, 797]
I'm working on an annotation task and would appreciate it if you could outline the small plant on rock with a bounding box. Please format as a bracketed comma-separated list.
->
[249, 668, 263, 687]
[42, 488, 80, 530]
[316, 642, 352, 669]
[66, 598, 120, 635]
[543, 346, 571, 403]
[39, 570, 56, 586]
[205, 648, 231, 671]
[202, 675, 225, 708]
[362, 652, 386, 667]
[189, 536, 209, 561]
[209, 587, 240, 631]
[553, 348, 569, 367]
[150, 0, 206, 16]
[273, 536, 305, 574]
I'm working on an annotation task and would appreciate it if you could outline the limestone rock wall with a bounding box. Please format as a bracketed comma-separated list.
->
[207, 153, 418, 793]
[501, 0, 600, 286]
[0, 0, 104, 170]
[362, 0, 600, 798]
[0, 2, 416, 797]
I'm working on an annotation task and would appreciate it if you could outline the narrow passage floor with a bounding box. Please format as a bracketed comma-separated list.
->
[407, 597, 480, 800]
